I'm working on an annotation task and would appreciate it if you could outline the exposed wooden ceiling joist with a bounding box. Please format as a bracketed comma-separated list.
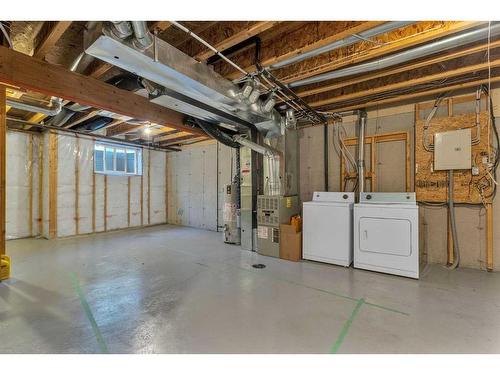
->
[294, 39, 500, 100]
[194, 21, 279, 61]
[277, 21, 482, 84]
[216, 21, 383, 80]
[149, 21, 173, 33]
[321, 75, 500, 113]
[106, 123, 142, 137]
[160, 134, 207, 146]
[221, 21, 481, 83]
[309, 59, 500, 108]
[153, 129, 183, 142]
[0, 45, 202, 135]
[33, 21, 72, 59]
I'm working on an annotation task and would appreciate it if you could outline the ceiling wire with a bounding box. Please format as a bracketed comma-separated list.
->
[0, 22, 13, 48]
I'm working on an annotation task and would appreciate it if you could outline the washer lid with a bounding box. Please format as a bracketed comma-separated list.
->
[360, 192, 416, 205]
[312, 192, 355, 203]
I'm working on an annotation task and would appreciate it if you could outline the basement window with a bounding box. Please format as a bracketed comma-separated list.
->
[94, 143, 142, 176]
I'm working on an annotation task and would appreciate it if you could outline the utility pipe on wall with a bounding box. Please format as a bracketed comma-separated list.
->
[357, 110, 367, 194]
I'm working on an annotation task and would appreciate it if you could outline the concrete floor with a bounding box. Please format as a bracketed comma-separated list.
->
[1, 224, 500, 354]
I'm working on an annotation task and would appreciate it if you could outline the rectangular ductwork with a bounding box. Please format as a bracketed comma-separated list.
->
[84, 23, 282, 136]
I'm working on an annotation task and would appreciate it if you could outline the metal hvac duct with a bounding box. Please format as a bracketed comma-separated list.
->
[6, 96, 62, 116]
[269, 21, 414, 70]
[289, 22, 500, 88]
[84, 22, 284, 137]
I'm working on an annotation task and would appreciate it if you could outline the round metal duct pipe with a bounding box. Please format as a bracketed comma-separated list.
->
[289, 22, 500, 88]
[269, 21, 414, 70]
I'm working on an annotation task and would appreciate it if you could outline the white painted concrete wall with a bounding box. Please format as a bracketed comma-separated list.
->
[167, 140, 236, 231]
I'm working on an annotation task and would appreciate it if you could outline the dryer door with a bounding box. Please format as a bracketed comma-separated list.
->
[359, 217, 411, 256]
[354, 205, 419, 278]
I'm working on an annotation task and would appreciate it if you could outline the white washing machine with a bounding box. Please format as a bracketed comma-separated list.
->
[303, 192, 355, 267]
[354, 192, 419, 279]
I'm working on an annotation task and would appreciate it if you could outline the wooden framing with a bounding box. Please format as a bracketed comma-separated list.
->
[325, 76, 500, 113]
[75, 137, 80, 235]
[48, 132, 58, 239]
[0, 86, 6, 255]
[279, 21, 480, 84]
[33, 22, 73, 59]
[127, 176, 131, 227]
[28, 134, 34, 237]
[296, 40, 500, 100]
[415, 112, 491, 204]
[309, 59, 500, 108]
[486, 203, 493, 271]
[92, 140, 96, 233]
[222, 21, 385, 80]
[195, 21, 279, 61]
[165, 152, 168, 223]
[148, 150, 151, 225]
[140, 149, 144, 226]
[38, 135, 44, 235]
[340, 131, 410, 192]
[104, 175, 107, 232]
[0, 46, 200, 135]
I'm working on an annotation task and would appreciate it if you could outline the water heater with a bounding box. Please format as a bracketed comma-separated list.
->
[222, 183, 241, 244]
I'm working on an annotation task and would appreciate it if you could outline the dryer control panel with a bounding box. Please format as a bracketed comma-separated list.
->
[360, 192, 416, 204]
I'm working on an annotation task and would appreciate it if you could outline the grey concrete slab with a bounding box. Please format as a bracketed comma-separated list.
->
[1, 224, 500, 353]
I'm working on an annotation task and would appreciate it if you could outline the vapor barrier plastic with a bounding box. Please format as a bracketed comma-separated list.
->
[6, 130, 168, 240]
[6, 131, 40, 239]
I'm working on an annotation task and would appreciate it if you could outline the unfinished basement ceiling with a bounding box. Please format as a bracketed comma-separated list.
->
[2, 21, 499, 149]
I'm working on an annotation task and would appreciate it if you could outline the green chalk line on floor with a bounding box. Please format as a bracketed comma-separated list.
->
[70, 272, 109, 354]
[236, 265, 409, 316]
[330, 298, 365, 354]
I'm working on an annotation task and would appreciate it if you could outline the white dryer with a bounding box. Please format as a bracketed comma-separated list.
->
[303, 192, 355, 267]
[354, 192, 419, 279]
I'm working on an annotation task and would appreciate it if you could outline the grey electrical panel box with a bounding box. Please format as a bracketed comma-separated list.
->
[257, 195, 299, 258]
[434, 128, 472, 170]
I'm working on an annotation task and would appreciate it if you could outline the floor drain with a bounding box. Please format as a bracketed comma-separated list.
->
[252, 264, 266, 269]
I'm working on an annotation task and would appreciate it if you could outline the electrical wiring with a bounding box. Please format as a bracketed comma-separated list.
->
[0, 22, 12, 48]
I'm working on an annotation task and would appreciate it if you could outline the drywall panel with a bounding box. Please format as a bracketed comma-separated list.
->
[6, 131, 31, 239]
[57, 135, 76, 237]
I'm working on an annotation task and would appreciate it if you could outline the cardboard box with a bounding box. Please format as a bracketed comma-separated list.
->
[279, 224, 302, 262]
